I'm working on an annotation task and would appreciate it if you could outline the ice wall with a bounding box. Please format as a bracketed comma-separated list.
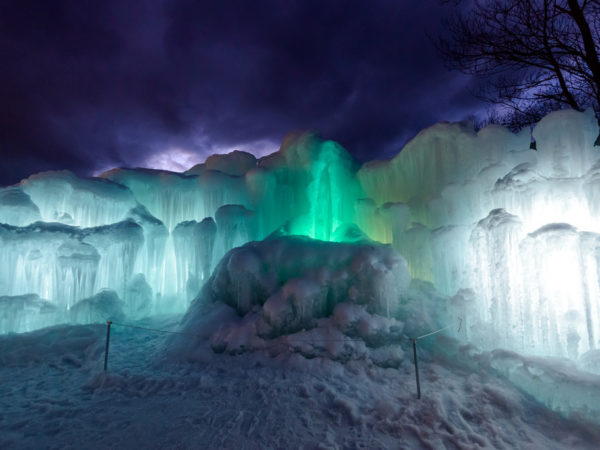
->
[2, 109, 600, 363]
[358, 109, 600, 359]
[21, 171, 138, 227]
[103, 168, 250, 232]
[172, 218, 217, 299]
[0, 220, 143, 308]
[0, 134, 363, 331]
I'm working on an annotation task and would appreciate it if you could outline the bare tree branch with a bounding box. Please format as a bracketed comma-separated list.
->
[436, 0, 600, 138]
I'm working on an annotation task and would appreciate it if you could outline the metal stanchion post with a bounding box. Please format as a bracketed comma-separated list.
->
[412, 338, 421, 399]
[104, 320, 112, 371]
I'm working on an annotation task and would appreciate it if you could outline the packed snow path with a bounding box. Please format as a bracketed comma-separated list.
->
[1, 317, 599, 449]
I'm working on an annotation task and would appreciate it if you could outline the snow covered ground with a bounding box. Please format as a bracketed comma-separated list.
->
[2, 315, 600, 449]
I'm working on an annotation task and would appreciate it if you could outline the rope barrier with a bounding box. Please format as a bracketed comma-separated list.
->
[415, 325, 448, 340]
[109, 321, 367, 342]
[409, 325, 450, 400]
[110, 321, 204, 338]
[105, 320, 449, 350]
[102, 320, 376, 372]
[104, 319, 451, 401]
[109, 321, 450, 344]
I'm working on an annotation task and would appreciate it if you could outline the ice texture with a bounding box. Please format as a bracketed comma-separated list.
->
[203, 150, 257, 176]
[172, 218, 217, 300]
[0, 294, 58, 333]
[0, 222, 101, 309]
[69, 289, 125, 325]
[0, 187, 41, 226]
[102, 168, 249, 231]
[20, 170, 137, 227]
[171, 236, 410, 367]
[488, 349, 600, 424]
[1, 109, 600, 364]
[357, 109, 600, 360]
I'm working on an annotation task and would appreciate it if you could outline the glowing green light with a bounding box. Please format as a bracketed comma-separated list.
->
[293, 140, 362, 242]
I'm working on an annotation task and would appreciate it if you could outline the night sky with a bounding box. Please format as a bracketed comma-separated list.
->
[0, 0, 484, 186]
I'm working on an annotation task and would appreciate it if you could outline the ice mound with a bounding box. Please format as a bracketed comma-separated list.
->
[170, 236, 411, 367]
[436, 338, 600, 426]
[580, 349, 600, 374]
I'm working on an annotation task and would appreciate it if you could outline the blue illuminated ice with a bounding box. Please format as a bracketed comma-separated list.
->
[1, 108, 600, 366]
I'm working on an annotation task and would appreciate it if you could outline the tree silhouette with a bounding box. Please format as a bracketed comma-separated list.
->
[438, 0, 600, 143]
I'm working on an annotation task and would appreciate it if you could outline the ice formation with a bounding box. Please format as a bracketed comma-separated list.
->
[1, 109, 600, 365]
[170, 235, 411, 367]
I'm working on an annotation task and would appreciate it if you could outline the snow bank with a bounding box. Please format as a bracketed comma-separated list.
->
[0, 323, 103, 368]
[169, 236, 411, 367]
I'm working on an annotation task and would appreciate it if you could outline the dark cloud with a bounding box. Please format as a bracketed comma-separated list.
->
[0, 0, 483, 185]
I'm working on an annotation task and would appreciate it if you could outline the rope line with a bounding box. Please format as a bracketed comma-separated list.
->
[105, 321, 449, 400]
[109, 321, 449, 345]
[109, 322, 392, 344]
[415, 326, 448, 341]
[285, 338, 364, 343]
[110, 322, 203, 338]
